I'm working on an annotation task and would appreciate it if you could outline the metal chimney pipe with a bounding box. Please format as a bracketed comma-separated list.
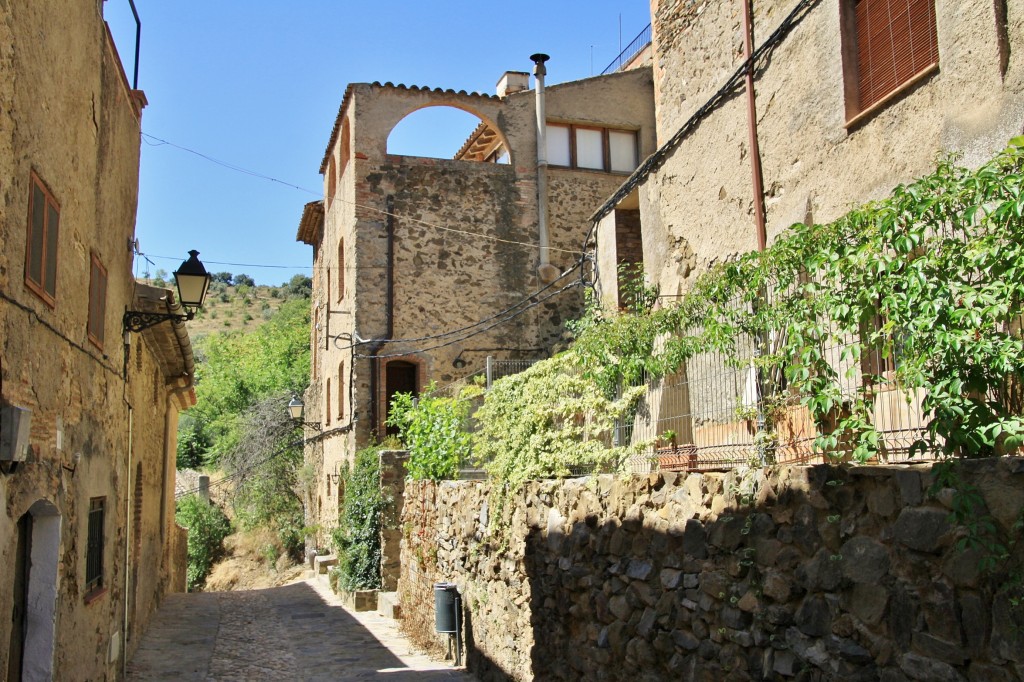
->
[531, 53, 559, 283]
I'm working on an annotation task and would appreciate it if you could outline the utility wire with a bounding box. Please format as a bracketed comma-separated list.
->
[141, 133, 584, 257]
[356, 280, 583, 359]
[334, 263, 581, 351]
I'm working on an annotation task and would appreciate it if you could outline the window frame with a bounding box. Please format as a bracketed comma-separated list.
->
[337, 238, 345, 302]
[87, 252, 108, 349]
[337, 361, 345, 421]
[546, 123, 639, 174]
[25, 170, 61, 307]
[841, 0, 940, 127]
[85, 497, 105, 599]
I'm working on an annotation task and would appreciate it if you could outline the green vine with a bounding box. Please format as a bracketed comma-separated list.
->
[570, 138, 1024, 463]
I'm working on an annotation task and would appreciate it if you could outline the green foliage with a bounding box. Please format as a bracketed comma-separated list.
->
[175, 495, 232, 591]
[570, 140, 1024, 463]
[233, 273, 255, 287]
[175, 413, 209, 469]
[331, 445, 389, 591]
[474, 353, 647, 494]
[212, 271, 234, 284]
[187, 298, 311, 464]
[386, 384, 476, 480]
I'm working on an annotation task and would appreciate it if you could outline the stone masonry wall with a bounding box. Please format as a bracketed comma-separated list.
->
[640, 0, 1024, 300]
[399, 459, 1024, 681]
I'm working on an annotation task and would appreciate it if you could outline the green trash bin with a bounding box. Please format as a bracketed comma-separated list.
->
[434, 582, 458, 633]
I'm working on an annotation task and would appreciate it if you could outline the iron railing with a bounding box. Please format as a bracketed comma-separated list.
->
[601, 24, 652, 75]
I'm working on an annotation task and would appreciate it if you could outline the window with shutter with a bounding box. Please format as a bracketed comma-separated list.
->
[546, 123, 639, 174]
[843, 0, 939, 123]
[86, 497, 105, 596]
[87, 253, 108, 349]
[25, 171, 60, 306]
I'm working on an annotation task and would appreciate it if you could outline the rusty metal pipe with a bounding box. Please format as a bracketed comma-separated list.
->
[743, 0, 768, 252]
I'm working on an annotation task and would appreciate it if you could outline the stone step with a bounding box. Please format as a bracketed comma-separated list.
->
[314, 554, 338, 574]
[377, 591, 401, 619]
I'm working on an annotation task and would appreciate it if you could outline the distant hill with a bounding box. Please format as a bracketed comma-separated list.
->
[137, 272, 311, 340]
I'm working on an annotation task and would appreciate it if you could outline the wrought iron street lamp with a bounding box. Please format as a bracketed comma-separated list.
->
[123, 250, 212, 333]
[288, 395, 321, 431]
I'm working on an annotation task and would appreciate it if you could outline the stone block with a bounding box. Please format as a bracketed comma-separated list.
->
[899, 653, 968, 682]
[795, 595, 831, 637]
[895, 470, 923, 507]
[840, 536, 890, 583]
[893, 507, 951, 553]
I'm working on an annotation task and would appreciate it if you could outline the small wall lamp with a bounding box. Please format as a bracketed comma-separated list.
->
[123, 250, 212, 333]
[63, 452, 82, 476]
[288, 395, 322, 432]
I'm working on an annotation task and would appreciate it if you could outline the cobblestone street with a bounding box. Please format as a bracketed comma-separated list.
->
[127, 578, 473, 681]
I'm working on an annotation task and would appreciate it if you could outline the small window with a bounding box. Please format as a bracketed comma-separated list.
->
[87, 253, 108, 348]
[546, 124, 571, 166]
[337, 361, 345, 420]
[337, 238, 345, 302]
[843, 0, 939, 122]
[575, 127, 604, 170]
[326, 378, 332, 426]
[546, 123, 638, 173]
[86, 497, 105, 596]
[326, 157, 336, 209]
[25, 171, 60, 306]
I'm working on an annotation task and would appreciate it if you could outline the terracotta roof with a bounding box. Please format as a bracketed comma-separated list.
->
[296, 200, 324, 245]
[319, 81, 502, 173]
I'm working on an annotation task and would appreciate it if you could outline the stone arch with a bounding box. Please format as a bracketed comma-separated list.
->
[11, 499, 61, 682]
[386, 102, 512, 163]
[350, 85, 512, 163]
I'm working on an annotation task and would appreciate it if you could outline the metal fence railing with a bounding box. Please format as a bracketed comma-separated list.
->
[601, 24, 652, 75]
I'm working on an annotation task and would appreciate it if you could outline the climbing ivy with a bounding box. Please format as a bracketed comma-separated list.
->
[473, 353, 647, 501]
[568, 138, 1024, 463]
[331, 445, 389, 591]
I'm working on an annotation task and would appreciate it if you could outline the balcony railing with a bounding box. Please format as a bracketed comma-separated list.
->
[601, 24, 652, 75]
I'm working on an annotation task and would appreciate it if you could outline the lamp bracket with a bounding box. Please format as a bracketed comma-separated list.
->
[123, 310, 194, 333]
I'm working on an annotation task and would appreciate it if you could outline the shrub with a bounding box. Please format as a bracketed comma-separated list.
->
[386, 384, 475, 480]
[175, 495, 231, 591]
[331, 445, 388, 591]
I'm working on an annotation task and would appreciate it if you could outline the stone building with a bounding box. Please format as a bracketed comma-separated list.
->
[594, 0, 1023, 306]
[0, 1, 191, 678]
[296, 65, 655, 539]
[588, 0, 1024, 462]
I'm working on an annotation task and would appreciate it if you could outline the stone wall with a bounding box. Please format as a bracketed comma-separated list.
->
[634, 0, 1024, 300]
[0, 1, 188, 678]
[398, 459, 1024, 681]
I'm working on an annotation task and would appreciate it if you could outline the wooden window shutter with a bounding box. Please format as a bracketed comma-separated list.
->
[87, 253, 108, 348]
[854, 0, 938, 111]
[25, 172, 60, 306]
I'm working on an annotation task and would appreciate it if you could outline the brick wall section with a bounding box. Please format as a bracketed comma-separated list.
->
[398, 459, 1024, 681]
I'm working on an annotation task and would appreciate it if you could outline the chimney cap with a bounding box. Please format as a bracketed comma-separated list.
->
[530, 53, 550, 65]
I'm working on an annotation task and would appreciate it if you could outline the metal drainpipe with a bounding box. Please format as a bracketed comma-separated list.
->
[369, 196, 396, 435]
[742, 0, 770, 465]
[531, 53, 559, 284]
[743, 0, 768, 252]
[123, 403, 133, 677]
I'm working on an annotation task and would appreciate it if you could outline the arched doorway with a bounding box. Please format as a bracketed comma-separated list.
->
[384, 360, 419, 436]
[7, 500, 61, 682]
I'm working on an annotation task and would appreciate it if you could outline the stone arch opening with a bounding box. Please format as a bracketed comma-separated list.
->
[386, 104, 510, 164]
[8, 499, 61, 682]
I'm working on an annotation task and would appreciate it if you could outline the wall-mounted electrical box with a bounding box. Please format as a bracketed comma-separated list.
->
[1, 405, 32, 463]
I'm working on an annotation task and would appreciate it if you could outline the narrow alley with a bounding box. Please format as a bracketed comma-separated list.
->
[126, 578, 473, 681]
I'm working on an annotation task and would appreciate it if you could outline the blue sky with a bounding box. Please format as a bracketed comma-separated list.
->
[103, 1, 651, 285]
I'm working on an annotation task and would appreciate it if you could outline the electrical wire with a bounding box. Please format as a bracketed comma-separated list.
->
[356, 279, 583, 359]
[333, 262, 581, 351]
[141, 133, 584, 257]
[588, 0, 822, 225]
